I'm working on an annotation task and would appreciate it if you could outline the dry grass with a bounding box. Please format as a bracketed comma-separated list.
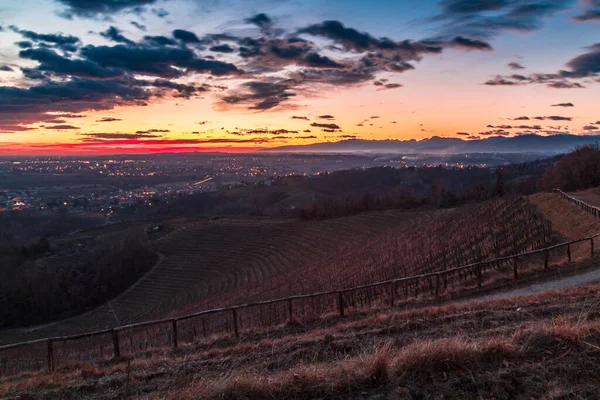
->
[4, 281, 600, 399]
[530, 192, 600, 242]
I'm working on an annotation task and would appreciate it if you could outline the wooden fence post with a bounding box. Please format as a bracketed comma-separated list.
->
[544, 250, 549, 270]
[171, 319, 178, 349]
[47, 339, 54, 373]
[338, 292, 345, 317]
[288, 298, 293, 324]
[389, 281, 395, 307]
[112, 330, 120, 358]
[435, 274, 440, 296]
[513, 257, 518, 279]
[567, 243, 571, 263]
[477, 265, 482, 287]
[232, 309, 239, 338]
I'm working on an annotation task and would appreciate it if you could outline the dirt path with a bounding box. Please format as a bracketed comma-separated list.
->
[473, 267, 600, 302]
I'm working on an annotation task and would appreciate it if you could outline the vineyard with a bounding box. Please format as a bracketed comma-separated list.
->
[0, 193, 572, 376]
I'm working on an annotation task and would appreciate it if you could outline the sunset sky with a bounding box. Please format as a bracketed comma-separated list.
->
[0, 0, 598, 154]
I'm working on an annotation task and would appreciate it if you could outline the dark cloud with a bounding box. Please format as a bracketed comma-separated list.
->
[547, 81, 585, 89]
[484, 76, 520, 86]
[508, 62, 525, 70]
[173, 29, 200, 44]
[45, 124, 79, 130]
[456, 132, 469, 136]
[304, 52, 345, 69]
[523, 115, 573, 121]
[151, 8, 169, 18]
[544, 116, 572, 121]
[15, 41, 33, 49]
[100, 26, 134, 45]
[574, 10, 600, 21]
[81, 132, 162, 139]
[573, 1, 600, 21]
[478, 129, 510, 136]
[583, 125, 598, 130]
[210, 44, 235, 53]
[564, 43, 600, 77]
[298, 20, 443, 59]
[44, 119, 66, 124]
[10, 26, 80, 47]
[311, 122, 341, 129]
[19, 48, 123, 78]
[291, 116, 309, 120]
[0, 66, 13, 72]
[143, 35, 177, 46]
[96, 117, 122, 122]
[233, 128, 300, 136]
[294, 68, 375, 87]
[298, 135, 317, 139]
[80, 44, 189, 77]
[318, 115, 335, 119]
[55, 113, 87, 118]
[375, 82, 403, 90]
[55, 0, 158, 17]
[0, 77, 150, 131]
[221, 80, 296, 110]
[487, 124, 512, 129]
[515, 125, 542, 130]
[81, 43, 240, 77]
[512, 116, 530, 120]
[552, 102, 574, 107]
[245, 13, 274, 35]
[298, 20, 375, 51]
[449, 36, 493, 51]
[136, 129, 170, 133]
[485, 43, 600, 88]
[72, 137, 277, 146]
[237, 37, 346, 70]
[130, 21, 146, 31]
[151, 78, 207, 98]
[434, 0, 572, 39]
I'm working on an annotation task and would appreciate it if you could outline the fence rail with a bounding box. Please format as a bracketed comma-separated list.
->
[554, 189, 600, 218]
[1, 190, 599, 376]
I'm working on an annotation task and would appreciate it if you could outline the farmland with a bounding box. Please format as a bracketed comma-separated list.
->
[0, 195, 550, 347]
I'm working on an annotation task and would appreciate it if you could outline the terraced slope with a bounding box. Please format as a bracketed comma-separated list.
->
[0, 197, 549, 345]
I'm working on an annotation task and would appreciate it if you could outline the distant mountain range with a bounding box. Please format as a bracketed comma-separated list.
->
[261, 134, 600, 154]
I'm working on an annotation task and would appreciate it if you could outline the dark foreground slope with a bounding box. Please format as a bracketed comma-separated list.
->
[3, 282, 600, 399]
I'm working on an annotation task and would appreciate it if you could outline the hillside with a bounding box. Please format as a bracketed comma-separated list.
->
[2, 191, 600, 397]
[0, 196, 549, 347]
[3, 281, 600, 399]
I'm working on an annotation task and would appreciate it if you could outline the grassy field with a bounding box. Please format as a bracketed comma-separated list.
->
[3, 281, 600, 399]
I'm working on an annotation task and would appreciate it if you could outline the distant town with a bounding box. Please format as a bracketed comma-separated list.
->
[0, 152, 550, 215]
